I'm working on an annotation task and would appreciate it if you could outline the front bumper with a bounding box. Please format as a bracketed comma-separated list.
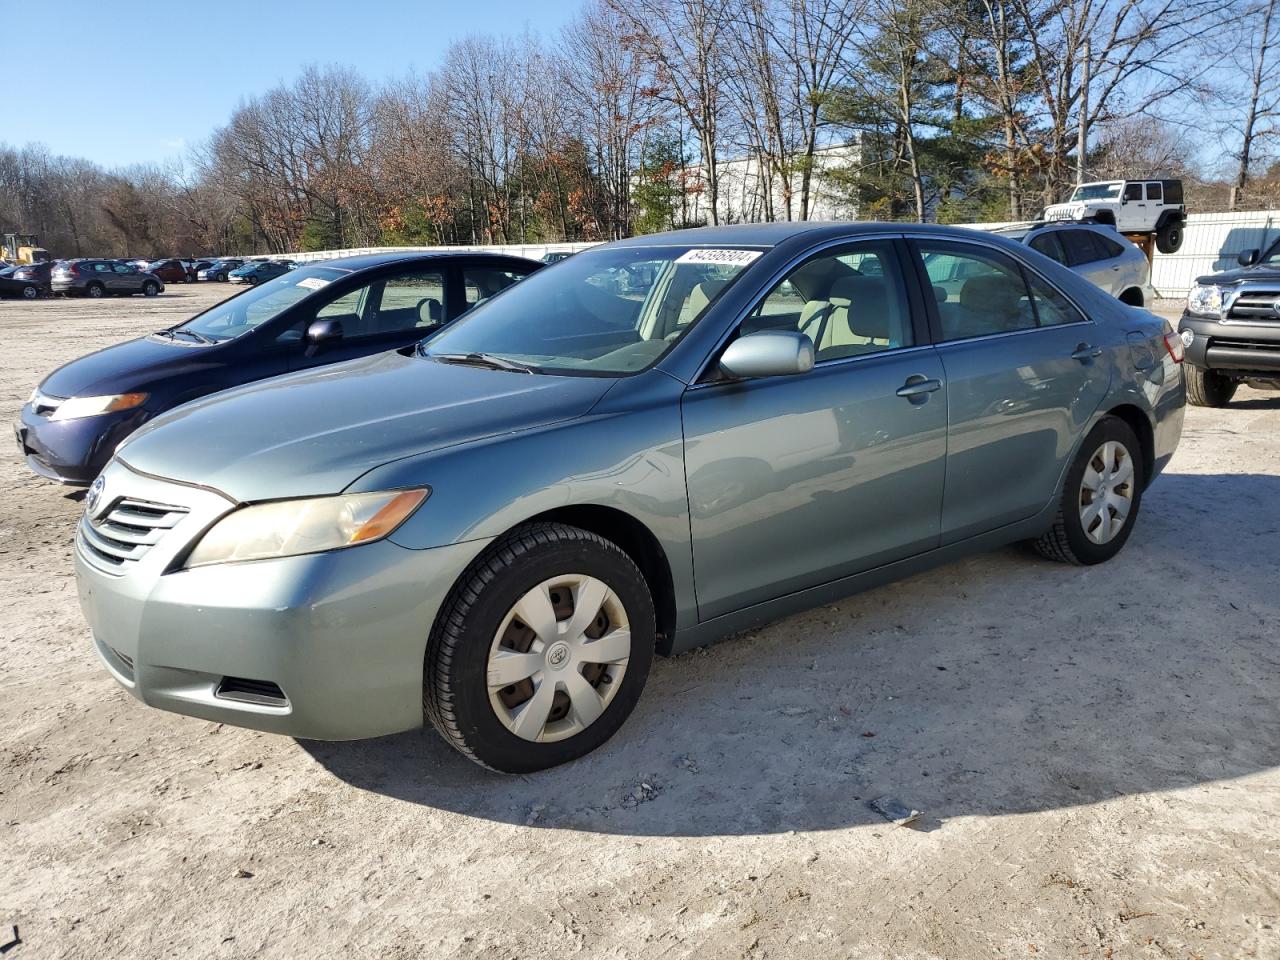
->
[75, 459, 487, 740]
[14, 402, 149, 485]
[1179, 312, 1280, 376]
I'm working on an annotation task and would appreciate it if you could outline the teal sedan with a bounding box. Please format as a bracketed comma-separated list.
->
[229, 259, 296, 285]
[74, 223, 1185, 772]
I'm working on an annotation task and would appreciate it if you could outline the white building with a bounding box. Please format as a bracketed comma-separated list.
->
[686, 142, 861, 225]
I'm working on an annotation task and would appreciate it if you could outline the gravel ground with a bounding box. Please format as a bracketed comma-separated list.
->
[0, 287, 1277, 960]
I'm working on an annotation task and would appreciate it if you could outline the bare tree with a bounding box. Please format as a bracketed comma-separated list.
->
[1228, 0, 1280, 209]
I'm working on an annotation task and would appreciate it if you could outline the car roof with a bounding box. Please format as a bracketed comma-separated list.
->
[294, 250, 541, 271]
[608, 221, 1004, 249]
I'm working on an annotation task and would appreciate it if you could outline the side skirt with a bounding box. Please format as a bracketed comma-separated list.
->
[663, 499, 1059, 656]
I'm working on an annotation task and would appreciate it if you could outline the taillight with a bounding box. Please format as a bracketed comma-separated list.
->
[1162, 331, 1185, 363]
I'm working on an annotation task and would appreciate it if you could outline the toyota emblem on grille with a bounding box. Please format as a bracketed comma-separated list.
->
[86, 475, 105, 515]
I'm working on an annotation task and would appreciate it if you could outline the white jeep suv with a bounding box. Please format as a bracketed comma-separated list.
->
[1043, 180, 1185, 253]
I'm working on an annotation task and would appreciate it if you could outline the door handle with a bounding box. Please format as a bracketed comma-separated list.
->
[1071, 343, 1103, 362]
[896, 375, 943, 403]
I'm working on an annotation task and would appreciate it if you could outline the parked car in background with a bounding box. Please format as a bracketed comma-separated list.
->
[0, 264, 46, 299]
[1042, 179, 1186, 253]
[541, 251, 576, 264]
[198, 258, 244, 282]
[122, 258, 152, 271]
[145, 259, 193, 284]
[1178, 238, 1280, 406]
[230, 259, 296, 284]
[5, 259, 55, 297]
[190, 259, 215, 279]
[994, 222, 1155, 306]
[68, 223, 1184, 772]
[51, 260, 163, 299]
[17, 252, 539, 484]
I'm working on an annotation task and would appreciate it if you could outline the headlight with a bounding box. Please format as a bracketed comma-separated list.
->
[1186, 284, 1224, 318]
[50, 393, 147, 421]
[184, 488, 429, 568]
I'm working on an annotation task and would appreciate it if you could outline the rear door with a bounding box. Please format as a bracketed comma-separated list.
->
[910, 238, 1111, 543]
[1058, 230, 1118, 295]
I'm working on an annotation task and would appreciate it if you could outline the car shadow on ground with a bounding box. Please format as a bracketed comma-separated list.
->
[301, 472, 1280, 837]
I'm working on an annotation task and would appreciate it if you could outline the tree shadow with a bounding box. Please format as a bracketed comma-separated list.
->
[301, 471, 1280, 836]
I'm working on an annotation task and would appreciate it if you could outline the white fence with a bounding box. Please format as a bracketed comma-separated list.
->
[280, 210, 1280, 299]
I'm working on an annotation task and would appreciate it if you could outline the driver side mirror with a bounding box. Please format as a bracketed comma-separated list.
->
[306, 318, 343, 345]
[719, 330, 815, 380]
[1238, 248, 1260, 267]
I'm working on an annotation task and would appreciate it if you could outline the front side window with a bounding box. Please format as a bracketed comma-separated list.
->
[742, 241, 914, 362]
[1123, 183, 1143, 201]
[920, 243, 1037, 340]
[424, 246, 760, 375]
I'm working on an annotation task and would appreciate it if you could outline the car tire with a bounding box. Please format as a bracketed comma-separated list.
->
[424, 521, 656, 773]
[1156, 219, 1184, 254]
[1031, 417, 1144, 566]
[1184, 364, 1236, 407]
[86, 282, 104, 299]
[143, 281, 159, 297]
[21, 284, 38, 300]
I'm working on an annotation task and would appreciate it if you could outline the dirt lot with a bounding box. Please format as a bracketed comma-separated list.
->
[0, 285, 1277, 960]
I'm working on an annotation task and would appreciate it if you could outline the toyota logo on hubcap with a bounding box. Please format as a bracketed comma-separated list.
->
[547, 643, 570, 668]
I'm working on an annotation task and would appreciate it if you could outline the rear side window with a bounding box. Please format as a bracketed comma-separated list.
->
[464, 266, 529, 310]
[1026, 272, 1082, 326]
[919, 242, 1037, 340]
[1093, 233, 1126, 258]
[1060, 230, 1107, 267]
[1146, 182, 1163, 202]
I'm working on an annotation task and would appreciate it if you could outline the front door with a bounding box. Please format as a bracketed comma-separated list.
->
[912, 239, 1111, 544]
[682, 239, 948, 620]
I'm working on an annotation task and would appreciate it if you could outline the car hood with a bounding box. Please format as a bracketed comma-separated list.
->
[39, 336, 194, 398]
[115, 350, 616, 502]
[1195, 265, 1280, 285]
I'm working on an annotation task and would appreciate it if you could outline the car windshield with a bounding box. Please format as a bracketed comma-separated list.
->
[176, 265, 348, 341]
[1070, 183, 1122, 201]
[423, 245, 762, 375]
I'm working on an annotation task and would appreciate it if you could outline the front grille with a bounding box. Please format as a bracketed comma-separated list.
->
[215, 677, 289, 707]
[1227, 290, 1280, 320]
[78, 497, 189, 572]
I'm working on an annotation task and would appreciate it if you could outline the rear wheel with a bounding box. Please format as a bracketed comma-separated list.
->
[1184, 364, 1236, 407]
[1156, 219, 1184, 254]
[86, 282, 104, 299]
[425, 522, 655, 773]
[1032, 417, 1144, 565]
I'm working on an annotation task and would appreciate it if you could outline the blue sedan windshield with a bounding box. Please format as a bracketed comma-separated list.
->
[177, 266, 347, 341]
[424, 245, 761, 375]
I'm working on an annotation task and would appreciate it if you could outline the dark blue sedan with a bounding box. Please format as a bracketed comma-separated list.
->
[16, 251, 539, 484]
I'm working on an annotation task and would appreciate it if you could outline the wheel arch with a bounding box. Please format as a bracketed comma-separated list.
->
[1117, 286, 1145, 307]
[517, 504, 678, 651]
[1102, 403, 1156, 488]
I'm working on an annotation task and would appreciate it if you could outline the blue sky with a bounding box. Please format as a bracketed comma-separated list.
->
[7, 0, 576, 169]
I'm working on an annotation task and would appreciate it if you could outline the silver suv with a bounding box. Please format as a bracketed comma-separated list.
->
[51, 260, 164, 298]
[995, 223, 1155, 307]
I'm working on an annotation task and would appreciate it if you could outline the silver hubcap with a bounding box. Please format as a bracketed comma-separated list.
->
[1079, 440, 1134, 544]
[487, 575, 631, 743]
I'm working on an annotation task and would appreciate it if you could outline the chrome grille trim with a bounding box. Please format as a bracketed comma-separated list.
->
[78, 496, 190, 573]
[1227, 290, 1280, 320]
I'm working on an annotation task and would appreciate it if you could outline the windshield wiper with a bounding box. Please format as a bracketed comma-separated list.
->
[430, 351, 541, 374]
[166, 328, 214, 345]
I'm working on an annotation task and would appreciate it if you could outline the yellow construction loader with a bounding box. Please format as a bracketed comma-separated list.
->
[1, 234, 50, 265]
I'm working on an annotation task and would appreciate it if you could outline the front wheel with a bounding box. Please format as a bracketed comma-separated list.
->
[425, 522, 656, 773]
[1184, 364, 1236, 407]
[1032, 417, 1144, 565]
[142, 281, 159, 297]
[21, 284, 38, 300]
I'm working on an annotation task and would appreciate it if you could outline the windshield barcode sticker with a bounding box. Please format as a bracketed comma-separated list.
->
[676, 249, 762, 266]
[296, 277, 330, 291]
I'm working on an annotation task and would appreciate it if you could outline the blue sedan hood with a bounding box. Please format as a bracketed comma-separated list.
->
[116, 350, 616, 502]
[40, 336, 194, 398]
